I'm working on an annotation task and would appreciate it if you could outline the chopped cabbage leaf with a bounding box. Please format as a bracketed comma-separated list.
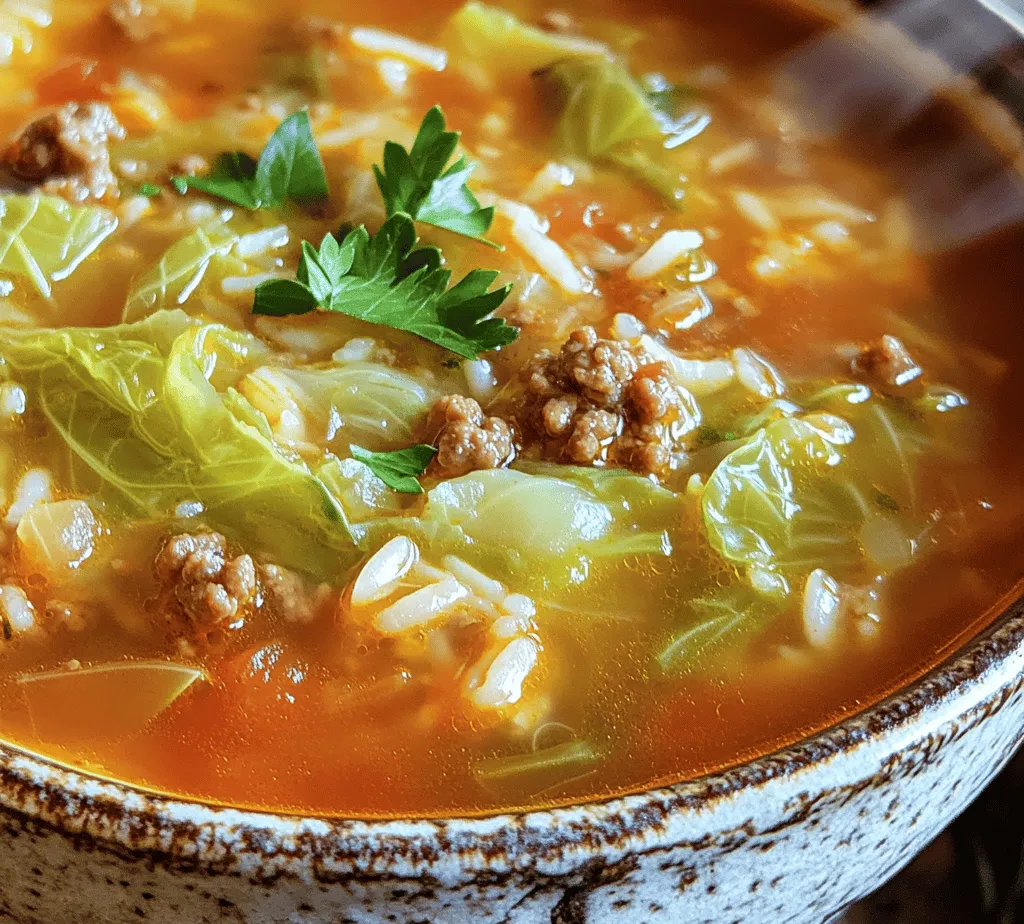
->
[515, 460, 678, 547]
[544, 56, 663, 158]
[446, 2, 610, 75]
[123, 220, 240, 321]
[539, 56, 686, 206]
[243, 360, 437, 453]
[0, 311, 359, 579]
[18, 660, 204, 744]
[424, 468, 613, 555]
[658, 587, 782, 672]
[0, 195, 118, 298]
[702, 416, 865, 577]
[365, 465, 680, 590]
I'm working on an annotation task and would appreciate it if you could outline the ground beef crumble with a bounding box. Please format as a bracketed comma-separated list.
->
[429, 394, 516, 477]
[155, 532, 256, 631]
[851, 334, 922, 391]
[510, 326, 698, 474]
[4, 103, 125, 202]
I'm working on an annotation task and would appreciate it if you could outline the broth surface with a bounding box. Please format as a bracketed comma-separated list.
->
[0, 0, 1018, 817]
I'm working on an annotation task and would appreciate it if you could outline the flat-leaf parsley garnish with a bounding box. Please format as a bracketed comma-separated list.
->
[374, 106, 498, 248]
[351, 444, 437, 494]
[252, 213, 517, 359]
[172, 111, 328, 210]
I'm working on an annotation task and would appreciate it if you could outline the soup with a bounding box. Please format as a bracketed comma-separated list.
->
[0, 0, 1019, 818]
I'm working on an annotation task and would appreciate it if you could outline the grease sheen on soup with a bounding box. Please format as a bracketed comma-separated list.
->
[0, 0, 1018, 818]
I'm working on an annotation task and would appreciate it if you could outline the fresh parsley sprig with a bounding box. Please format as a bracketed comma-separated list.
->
[172, 111, 328, 210]
[252, 213, 517, 359]
[351, 444, 437, 494]
[374, 106, 498, 248]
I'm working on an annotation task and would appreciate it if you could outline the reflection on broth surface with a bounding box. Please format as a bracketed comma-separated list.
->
[0, 0, 1018, 817]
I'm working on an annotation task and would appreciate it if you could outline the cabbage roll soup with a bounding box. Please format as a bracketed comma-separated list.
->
[0, 0, 1021, 818]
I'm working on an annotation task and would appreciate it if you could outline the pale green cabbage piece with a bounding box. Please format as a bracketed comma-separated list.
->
[253, 361, 437, 453]
[544, 56, 663, 158]
[658, 587, 783, 673]
[702, 416, 865, 577]
[123, 221, 240, 321]
[0, 195, 118, 298]
[424, 468, 613, 555]
[446, 2, 610, 75]
[540, 56, 686, 206]
[0, 311, 359, 579]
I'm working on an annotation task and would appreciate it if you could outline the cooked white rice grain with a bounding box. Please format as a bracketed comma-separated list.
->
[220, 271, 287, 294]
[811, 220, 853, 251]
[626, 229, 704, 281]
[5, 469, 51, 527]
[350, 540, 417, 610]
[464, 358, 498, 403]
[506, 207, 584, 294]
[610, 312, 645, 342]
[0, 584, 33, 634]
[707, 140, 758, 175]
[333, 338, 377, 362]
[352, 536, 420, 607]
[0, 382, 25, 419]
[639, 335, 735, 396]
[502, 593, 537, 619]
[236, 224, 289, 259]
[469, 636, 540, 709]
[773, 191, 874, 223]
[522, 162, 575, 203]
[652, 287, 713, 331]
[803, 569, 842, 648]
[732, 348, 785, 397]
[731, 190, 780, 233]
[376, 58, 409, 95]
[118, 194, 151, 228]
[349, 27, 447, 71]
[441, 555, 505, 603]
[374, 575, 468, 634]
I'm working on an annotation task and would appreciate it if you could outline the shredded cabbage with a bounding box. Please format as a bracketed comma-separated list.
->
[702, 416, 865, 578]
[446, 2, 610, 76]
[249, 360, 437, 453]
[0, 311, 359, 579]
[123, 221, 240, 321]
[538, 56, 688, 206]
[0, 195, 118, 298]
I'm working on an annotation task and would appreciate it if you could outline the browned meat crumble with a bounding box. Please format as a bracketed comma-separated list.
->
[429, 394, 516, 477]
[155, 532, 256, 630]
[4, 103, 125, 201]
[852, 334, 923, 391]
[509, 327, 697, 474]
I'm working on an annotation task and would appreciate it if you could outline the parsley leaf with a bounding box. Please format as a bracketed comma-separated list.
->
[172, 111, 328, 210]
[374, 106, 498, 248]
[351, 444, 437, 494]
[252, 213, 517, 359]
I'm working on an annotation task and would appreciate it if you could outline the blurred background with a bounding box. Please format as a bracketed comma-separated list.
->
[847, 748, 1024, 923]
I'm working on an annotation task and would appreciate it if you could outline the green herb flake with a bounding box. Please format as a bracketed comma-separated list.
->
[171, 110, 328, 210]
[351, 444, 437, 494]
[252, 213, 517, 359]
[374, 106, 498, 247]
[137, 183, 162, 197]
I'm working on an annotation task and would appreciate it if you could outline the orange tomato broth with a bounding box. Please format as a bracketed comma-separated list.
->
[0, 0, 1019, 819]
